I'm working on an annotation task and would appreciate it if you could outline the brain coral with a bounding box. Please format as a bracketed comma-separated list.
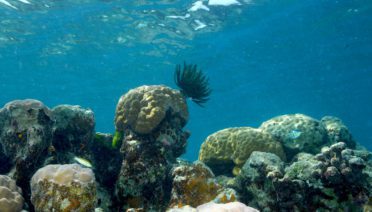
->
[199, 127, 286, 176]
[259, 114, 329, 159]
[30, 164, 96, 211]
[0, 175, 24, 212]
[115, 85, 188, 134]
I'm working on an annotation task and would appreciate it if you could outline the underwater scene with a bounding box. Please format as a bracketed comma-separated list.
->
[0, 0, 371, 211]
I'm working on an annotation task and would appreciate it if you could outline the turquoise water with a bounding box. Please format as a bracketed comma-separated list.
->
[1, 0, 371, 160]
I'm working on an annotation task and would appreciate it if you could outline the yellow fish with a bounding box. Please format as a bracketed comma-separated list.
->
[74, 157, 92, 168]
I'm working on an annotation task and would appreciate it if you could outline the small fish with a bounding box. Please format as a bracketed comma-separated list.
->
[74, 156, 92, 168]
[288, 129, 302, 140]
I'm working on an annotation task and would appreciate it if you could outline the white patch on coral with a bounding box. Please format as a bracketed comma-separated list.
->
[208, 0, 241, 6]
[188, 1, 210, 12]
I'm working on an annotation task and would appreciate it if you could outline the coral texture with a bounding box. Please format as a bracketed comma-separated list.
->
[0, 175, 24, 212]
[51, 105, 95, 155]
[30, 164, 96, 211]
[0, 99, 53, 173]
[259, 113, 329, 159]
[199, 127, 286, 176]
[115, 85, 188, 134]
[236, 143, 371, 211]
[320, 116, 356, 148]
[169, 161, 220, 207]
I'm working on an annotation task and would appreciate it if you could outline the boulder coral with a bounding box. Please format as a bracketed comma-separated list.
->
[199, 127, 286, 176]
[0, 175, 24, 212]
[115, 85, 188, 134]
[259, 114, 329, 160]
[30, 163, 96, 211]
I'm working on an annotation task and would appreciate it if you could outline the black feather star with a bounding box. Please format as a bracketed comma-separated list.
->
[174, 62, 212, 107]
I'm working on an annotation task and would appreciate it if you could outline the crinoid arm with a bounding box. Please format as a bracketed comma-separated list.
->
[174, 62, 211, 107]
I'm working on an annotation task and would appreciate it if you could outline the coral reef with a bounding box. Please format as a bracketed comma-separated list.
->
[30, 163, 96, 211]
[320, 116, 356, 148]
[0, 175, 24, 212]
[236, 143, 371, 211]
[174, 62, 211, 107]
[114, 85, 191, 211]
[114, 85, 188, 134]
[199, 127, 286, 176]
[259, 113, 329, 160]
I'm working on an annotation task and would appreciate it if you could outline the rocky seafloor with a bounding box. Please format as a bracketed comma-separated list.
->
[0, 84, 371, 212]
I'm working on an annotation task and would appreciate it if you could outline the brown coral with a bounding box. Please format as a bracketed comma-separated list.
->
[169, 162, 220, 208]
[115, 85, 188, 134]
[199, 127, 286, 176]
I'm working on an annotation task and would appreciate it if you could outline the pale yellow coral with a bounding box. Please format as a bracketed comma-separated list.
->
[199, 127, 286, 175]
[115, 85, 188, 134]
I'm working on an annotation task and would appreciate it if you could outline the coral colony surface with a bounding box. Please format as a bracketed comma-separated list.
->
[0, 63, 371, 212]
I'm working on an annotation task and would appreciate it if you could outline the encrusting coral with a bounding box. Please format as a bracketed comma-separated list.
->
[174, 62, 211, 107]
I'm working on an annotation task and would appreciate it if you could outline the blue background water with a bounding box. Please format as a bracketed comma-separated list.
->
[0, 0, 371, 160]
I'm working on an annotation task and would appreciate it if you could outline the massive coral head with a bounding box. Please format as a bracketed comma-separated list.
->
[174, 62, 212, 107]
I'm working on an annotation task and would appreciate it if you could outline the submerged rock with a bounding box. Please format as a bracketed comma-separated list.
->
[51, 105, 95, 156]
[199, 127, 286, 176]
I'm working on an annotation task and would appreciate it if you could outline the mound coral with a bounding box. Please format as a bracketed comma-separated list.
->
[199, 127, 286, 176]
[0, 175, 24, 212]
[30, 163, 96, 211]
[115, 85, 188, 134]
[174, 62, 211, 107]
[259, 113, 329, 159]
